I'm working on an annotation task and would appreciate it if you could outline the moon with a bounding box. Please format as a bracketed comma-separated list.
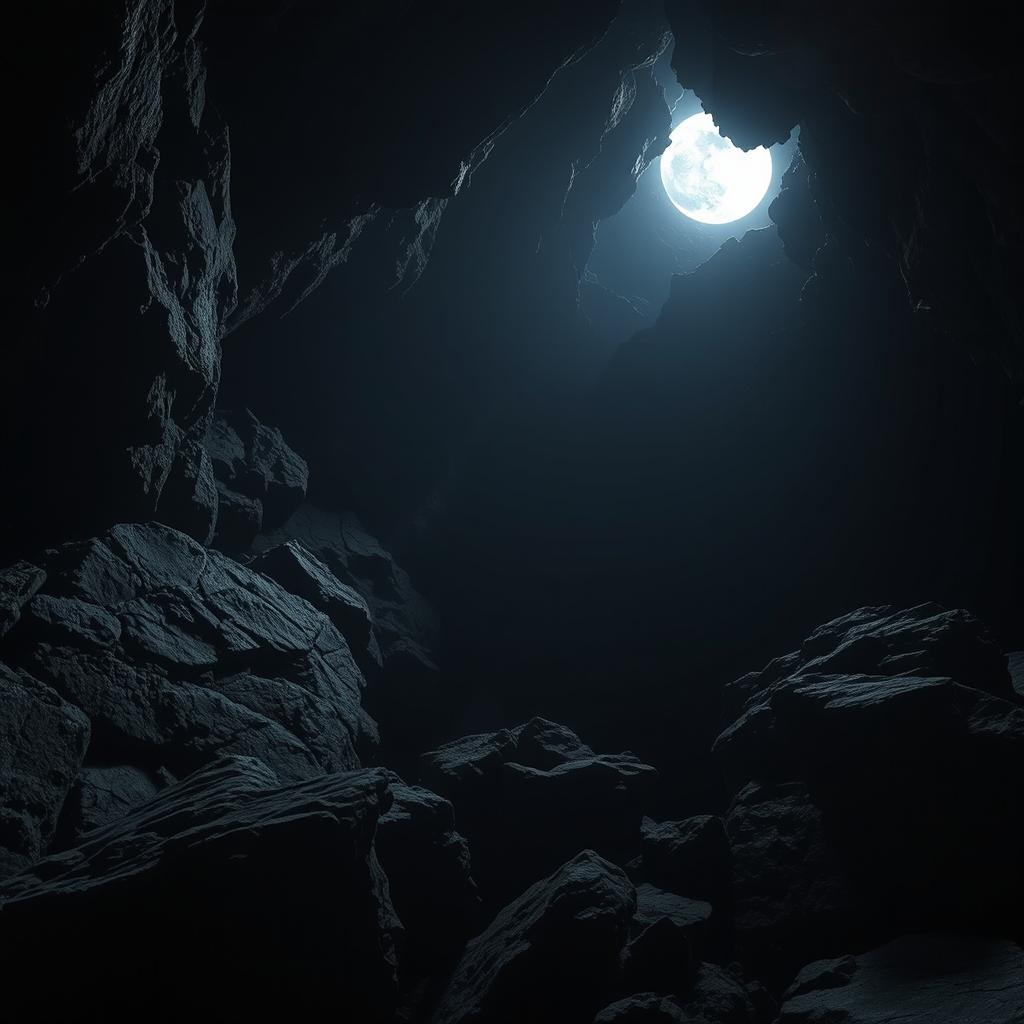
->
[660, 113, 773, 225]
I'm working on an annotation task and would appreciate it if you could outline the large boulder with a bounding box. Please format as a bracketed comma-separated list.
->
[249, 539, 380, 674]
[0, 756, 400, 1021]
[640, 814, 731, 906]
[777, 933, 1024, 1024]
[714, 606, 1024, 978]
[375, 777, 479, 984]
[420, 718, 658, 909]
[431, 849, 635, 1024]
[0, 663, 90, 878]
[0, 523, 377, 848]
[255, 503, 442, 763]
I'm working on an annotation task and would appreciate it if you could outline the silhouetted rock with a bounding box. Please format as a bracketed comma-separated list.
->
[5, 0, 237, 550]
[641, 814, 730, 905]
[723, 604, 1016, 718]
[432, 850, 635, 1024]
[376, 777, 479, 1003]
[713, 607, 1024, 978]
[777, 933, 1024, 1023]
[0, 561, 46, 639]
[593, 994, 688, 1023]
[632, 884, 713, 962]
[0, 756, 400, 1021]
[256, 503, 441, 758]
[420, 719, 657, 909]
[0, 663, 89, 878]
[724, 781, 854, 977]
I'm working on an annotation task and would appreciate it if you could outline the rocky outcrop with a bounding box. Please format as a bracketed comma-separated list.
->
[0, 562, 46, 639]
[0, 663, 90, 876]
[713, 605, 1024, 979]
[777, 933, 1024, 1024]
[665, 0, 1024, 387]
[431, 850, 635, 1024]
[0, 756, 400, 1022]
[375, 777, 479, 985]
[420, 719, 658, 910]
[256, 503, 442, 762]
[6, 0, 237, 552]
[207, 407, 309, 550]
[0, 522, 378, 865]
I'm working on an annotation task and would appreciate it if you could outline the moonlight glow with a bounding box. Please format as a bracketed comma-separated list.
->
[660, 113, 772, 224]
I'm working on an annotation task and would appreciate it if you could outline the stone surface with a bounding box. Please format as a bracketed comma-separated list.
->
[59, 764, 164, 843]
[712, 607, 1024, 978]
[207, 408, 309, 533]
[5, 523, 374, 814]
[250, 539, 379, 673]
[0, 562, 46, 639]
[375, 776, 479, 982]
[776, 933, 1024, 1024]
[431, 850, 635, 1024]
[420, 719, 657, 909]
[0, 756, 400, 1021]
[641, 814, 730, 906]
[0, 663, 90, 878]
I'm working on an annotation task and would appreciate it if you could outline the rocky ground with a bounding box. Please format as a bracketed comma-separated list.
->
[2, 1, 1022, 1021]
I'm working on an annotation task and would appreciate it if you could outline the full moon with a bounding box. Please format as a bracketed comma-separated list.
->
[660, 113, 772, 224]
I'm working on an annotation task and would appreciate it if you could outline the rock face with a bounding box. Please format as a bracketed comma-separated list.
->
[0, 663, 90, 877]
[431, 850, 635, 1024]
[0, 756, 400, 1021]
[0, 522, 377, 862]
[6, 0, 237, 552]
[207, 407, 310, 549]
[375, 777, 479, 982]
[420, 718, 658, 910]
[777, 933, 1024, 1024]
[713, 605, 1024, 979]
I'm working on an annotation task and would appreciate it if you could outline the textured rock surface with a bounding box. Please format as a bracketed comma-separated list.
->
[6, 0, 237, 550]
[207, 407, 309, 540]
[0, 756, 399, 1020]
[0, 663, 90, 877]
[0, 522, 375, 843]
[713, 606, 1024, 978]
[777, 933, 1024, 1024]
[432, 850, 635, 1024]
[0, 562, 47, 639]
[375, 777, 479, 982]
[641, 814, 731, 906]
[420, 719, 657, 909]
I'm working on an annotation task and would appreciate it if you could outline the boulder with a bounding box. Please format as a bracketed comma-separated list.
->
[776, 933, 1024, 1024]
[0, 663, 90, 878]
[5, 523, 375, 814]
[58, 764, 165, 842]
[640, 814, 731, 906]
[723, 604, 1016, 719]
[375, 777, 479, 981]
[255, 503, 441, 761]
[249, 540, 379, 672]
[431, 850, 635, 1024]
[713, 607, 1024, 977]
[420, 719, 657, 909]
[0, 756, 400, 1022]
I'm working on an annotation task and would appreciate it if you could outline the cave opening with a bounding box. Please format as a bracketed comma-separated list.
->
[2, 2, 1023, 1021]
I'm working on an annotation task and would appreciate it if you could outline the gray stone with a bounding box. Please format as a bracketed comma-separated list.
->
[0, 663, 90, 878]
